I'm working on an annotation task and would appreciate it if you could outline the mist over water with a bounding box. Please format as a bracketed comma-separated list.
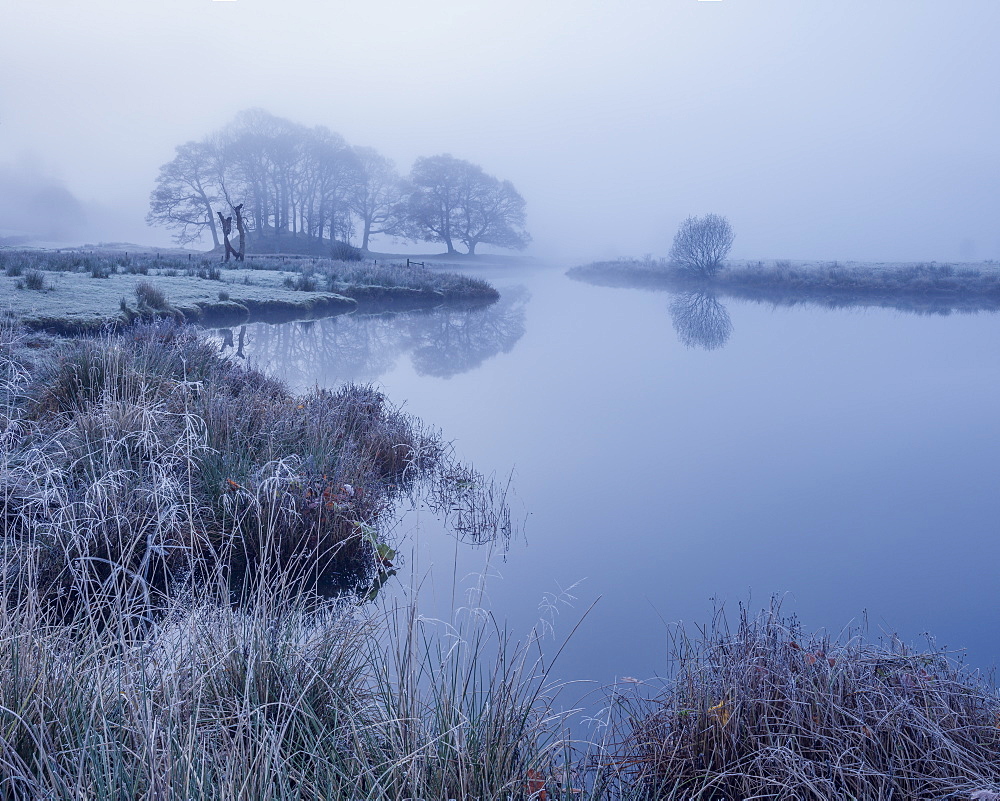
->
[217, 262, 1000, 689]
[3, 2, 999, 262]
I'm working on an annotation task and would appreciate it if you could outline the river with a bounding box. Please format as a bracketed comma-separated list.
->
[213, 260, 1000, 696]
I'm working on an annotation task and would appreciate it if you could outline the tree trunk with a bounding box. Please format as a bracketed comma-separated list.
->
[200, 190, 220, 248]
[234, 203, 246, 262]
[362, 220, 371, 252]
[217, 211, 236, 262]
[467, 241, 477, 255]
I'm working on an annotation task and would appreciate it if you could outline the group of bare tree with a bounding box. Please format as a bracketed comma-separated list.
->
[147, 109, 530, 256]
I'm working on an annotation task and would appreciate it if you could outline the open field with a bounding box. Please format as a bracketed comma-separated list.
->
[0, 250, 499, 334]
[569, 259, 1000, 315]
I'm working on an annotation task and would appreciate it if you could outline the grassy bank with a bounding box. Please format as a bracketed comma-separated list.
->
[0, 319, 552, 799]
[0, 250, 499, 334]
[569, 259, 1000, 315]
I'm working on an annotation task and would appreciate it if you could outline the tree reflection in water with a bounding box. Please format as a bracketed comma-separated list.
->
[213, 287, 528, 387]
[668, 292, 733, 350]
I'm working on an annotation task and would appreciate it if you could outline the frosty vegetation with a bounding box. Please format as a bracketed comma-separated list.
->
[0, 249, 499, 334]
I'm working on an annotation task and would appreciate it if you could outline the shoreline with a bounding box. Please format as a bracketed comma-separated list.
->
[0, 249, 500, 335]
[569, 258, 1000, 314]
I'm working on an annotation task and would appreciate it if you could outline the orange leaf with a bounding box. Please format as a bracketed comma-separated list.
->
[526, 769, 547, 800]
[708, 698, 730, 727]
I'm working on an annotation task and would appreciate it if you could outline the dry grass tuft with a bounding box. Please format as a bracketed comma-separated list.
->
[596, 601, 1000, 800]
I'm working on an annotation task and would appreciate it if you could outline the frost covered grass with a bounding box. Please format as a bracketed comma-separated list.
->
[0, 319, 453, 610]
[0, 317, 552, 798]
[570, 259, 1000, 314]
[588, 602, 1000, 800]
[0, 249, 499, 334]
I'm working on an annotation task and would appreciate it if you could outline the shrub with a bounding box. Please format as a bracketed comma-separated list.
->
[284, 273, 319, 292]
[605, 602, 1000, 800]
[18, 269, 47, 290]
[669, 213, 735, 277]
[218, 290, 231, 301]
[134, 280, 168, 310]
[331, 240, 364, 262]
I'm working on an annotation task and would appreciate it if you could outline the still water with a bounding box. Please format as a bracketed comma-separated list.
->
[217, 262, 1000, 689]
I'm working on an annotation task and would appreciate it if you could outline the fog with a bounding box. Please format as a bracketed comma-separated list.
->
[2, 0, 998, 262]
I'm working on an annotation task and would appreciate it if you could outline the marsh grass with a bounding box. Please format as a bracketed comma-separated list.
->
[17, 269, 48, 291]
[134, 279, 170, 310]
[0, 317, 555, 798]
[0, 320, 472, 615]
[0, 563, 559, 799]
[591, 602, 1000, 800]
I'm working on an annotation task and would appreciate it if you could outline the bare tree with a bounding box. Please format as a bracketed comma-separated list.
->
[669, 214, 735, 276]
[147, 141, 224, 247]
[148, 111, 530, 257]
[455, 177, 530, 255]
[406, 154, 530, 255]
[348, 147, 407, 252]
[233, 203, 246, 260]
[405, 154, 467, 254]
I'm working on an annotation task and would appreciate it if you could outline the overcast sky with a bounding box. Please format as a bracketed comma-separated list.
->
[2, 0, 998, 262]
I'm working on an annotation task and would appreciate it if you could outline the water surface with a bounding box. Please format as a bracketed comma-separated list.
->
[217, 263, 1000, 691]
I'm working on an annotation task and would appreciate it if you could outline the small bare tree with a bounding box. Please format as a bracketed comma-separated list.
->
[216, 204, 246, 262]
[669, 213, 734, 276]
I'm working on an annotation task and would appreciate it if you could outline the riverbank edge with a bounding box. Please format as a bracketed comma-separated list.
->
[18, 287, 485, 336]
[568, 259, 1000, 313]
[0, 247, 501, 334]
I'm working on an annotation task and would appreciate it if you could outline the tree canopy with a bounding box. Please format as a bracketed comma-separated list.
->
[148, 111, 529, 256]
[406, 155, 530, 255]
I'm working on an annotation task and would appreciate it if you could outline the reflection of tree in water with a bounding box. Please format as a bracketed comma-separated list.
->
[212, 288, 528, 387]
[409, 286, 529, 377]
[668, 292, 733, 350]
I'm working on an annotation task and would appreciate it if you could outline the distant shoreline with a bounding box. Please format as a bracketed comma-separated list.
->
[568, 258, 1000, 314]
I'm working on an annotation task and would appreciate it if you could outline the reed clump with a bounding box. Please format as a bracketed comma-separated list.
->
[1, 319, 448, 615]
[0, 317, 554, 798]
[599, 603, 1000, 800]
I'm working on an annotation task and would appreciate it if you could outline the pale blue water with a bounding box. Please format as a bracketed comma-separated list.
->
[218, 262, 1000, 689]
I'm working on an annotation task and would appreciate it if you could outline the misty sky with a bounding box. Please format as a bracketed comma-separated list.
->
[2, 0, 998, 262]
